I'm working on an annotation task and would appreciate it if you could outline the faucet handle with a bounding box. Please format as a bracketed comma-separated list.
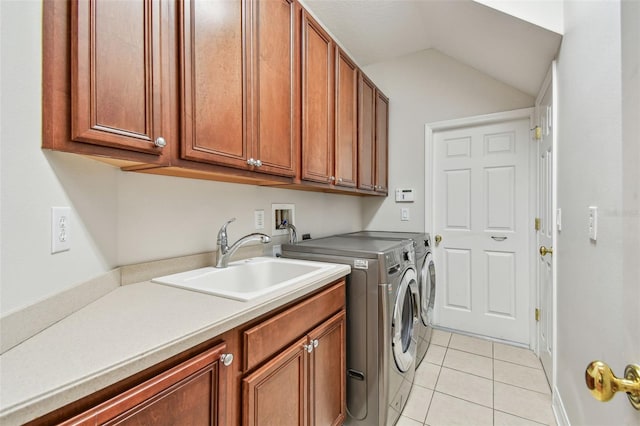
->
[217, 218, 236, 244]
[222, 218, 236, 230]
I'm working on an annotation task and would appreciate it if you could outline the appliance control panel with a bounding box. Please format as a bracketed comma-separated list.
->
[395, 188, 415, 202]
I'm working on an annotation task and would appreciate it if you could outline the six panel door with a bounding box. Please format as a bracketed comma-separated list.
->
[433, 117, 531, 344]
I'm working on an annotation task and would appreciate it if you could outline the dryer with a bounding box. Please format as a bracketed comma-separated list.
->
[341, 231, 435, 367]
[282, 236, 419, 426]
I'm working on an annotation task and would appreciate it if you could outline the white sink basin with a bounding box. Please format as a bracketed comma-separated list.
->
[151, 257, 335, 301]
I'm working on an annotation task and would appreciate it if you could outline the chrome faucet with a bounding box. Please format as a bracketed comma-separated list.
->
[216, 218, 271, 268]
[283, 219, 297, 244]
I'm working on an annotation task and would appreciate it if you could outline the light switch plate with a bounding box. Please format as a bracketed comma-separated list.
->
[588, 206, 597, 241]
[401, 208, 410, 221]
[556, 208, 562, 231]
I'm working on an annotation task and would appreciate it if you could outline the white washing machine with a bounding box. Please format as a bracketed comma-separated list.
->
[282, 236, 419, 425]
[341, 231, 435, 367]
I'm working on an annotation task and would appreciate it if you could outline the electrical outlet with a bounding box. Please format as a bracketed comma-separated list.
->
[254, 209, 265, 230]
[51, 207, 71, 253]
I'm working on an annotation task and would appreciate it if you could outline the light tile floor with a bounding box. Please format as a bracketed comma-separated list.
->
[398, 330, 556, 426]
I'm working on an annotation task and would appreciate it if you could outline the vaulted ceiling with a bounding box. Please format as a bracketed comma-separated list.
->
[303, 0, 562, 96]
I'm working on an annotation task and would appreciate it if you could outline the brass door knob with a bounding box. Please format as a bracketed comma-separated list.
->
[435, 235, 442, 245]
[539, 245, 553, 256]
[585, 361, 640, 410]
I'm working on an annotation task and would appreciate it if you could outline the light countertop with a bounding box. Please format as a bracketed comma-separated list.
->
[0, 261, 350, 425]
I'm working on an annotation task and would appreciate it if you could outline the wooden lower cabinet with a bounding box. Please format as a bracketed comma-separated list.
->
[243, 311, 346, 426]
[59, 342, 231, 426]
[243, 336, 308, 426]
[308, 312, 346, 426]
[33, 280, 345, 426]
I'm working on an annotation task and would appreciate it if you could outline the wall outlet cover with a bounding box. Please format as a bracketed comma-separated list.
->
[51, 206, 71, 253]
[254, 209, 265, 230]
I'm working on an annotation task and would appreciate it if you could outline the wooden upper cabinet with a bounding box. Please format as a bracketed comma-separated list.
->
[301, 10, 334, 184]
[374, 90, 389, 194]
[180, 0, 298, 177]
[70, 0, 171, 159]
[247, 0, 299, 177]
[179, 0, 247, 169]
[358, 73, 376, 191]
[334, 48, 358, 189]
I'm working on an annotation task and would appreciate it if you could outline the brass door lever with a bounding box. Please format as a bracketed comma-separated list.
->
[539, 246, 553, 256]
[585, 360, 640, 410]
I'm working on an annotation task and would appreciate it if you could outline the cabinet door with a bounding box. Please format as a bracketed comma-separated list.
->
[301, 11, 334, 184]
[308, 311, 346, 426]
[243, 337, 308, 426]
[61, 343, 230, 425]
[357, 74, 375, 191]
[180, 0, 248, 169]
[374, 91, 389, 194]
[334, 48, 358, 189]
[71, 0, 170, 157]
[248, 0, 299, 177]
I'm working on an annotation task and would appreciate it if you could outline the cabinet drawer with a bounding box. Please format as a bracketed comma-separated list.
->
[243, 279, 345, 371]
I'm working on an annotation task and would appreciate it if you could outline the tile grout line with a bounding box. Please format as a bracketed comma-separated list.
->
[494, 409, 550, 426]
[492, 341, 495, 426]
[423, 333, 450, 425]
[420, 332, 553, 426]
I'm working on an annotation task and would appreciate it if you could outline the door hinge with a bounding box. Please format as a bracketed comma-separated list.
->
[535, 308, 540, 322]
[534, 126, 542, 140]
[535, 217, 541, 231]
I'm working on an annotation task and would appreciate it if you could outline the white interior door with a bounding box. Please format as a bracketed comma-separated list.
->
[536, 65, 555, 386]
[432, 114, 532, 344]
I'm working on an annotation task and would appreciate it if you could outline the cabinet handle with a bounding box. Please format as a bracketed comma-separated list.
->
[220, 353, 234, 367]
[247, 158, 256, 166]
[154, 137, 166, 148]
[255, 159, 262, 167]
[329, 176, 336, 182]
[338, 177, 343, 183]
[312, 339, 319, 348]
[303, 343, 313, 353]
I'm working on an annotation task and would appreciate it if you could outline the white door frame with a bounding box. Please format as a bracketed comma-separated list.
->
[425, 108, 538, 348]
[535, 62, 558, 391]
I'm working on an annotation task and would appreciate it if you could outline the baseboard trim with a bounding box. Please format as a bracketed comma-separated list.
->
[553, 385, 570, 426]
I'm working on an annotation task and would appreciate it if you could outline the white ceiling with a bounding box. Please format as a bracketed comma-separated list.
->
[303, 0, 563, 96]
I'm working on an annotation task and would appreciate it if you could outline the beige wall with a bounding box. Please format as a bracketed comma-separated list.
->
[361, 48, 534, 233]
[555, 0, 640, 424]
[0, 1, 363, 314]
